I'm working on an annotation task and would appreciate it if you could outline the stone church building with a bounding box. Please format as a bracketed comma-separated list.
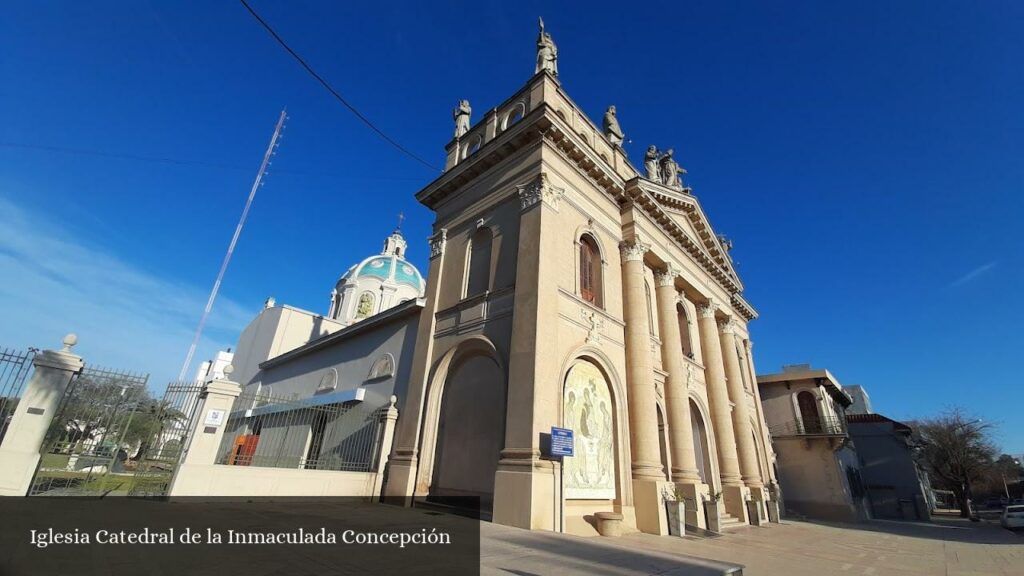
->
[226, 26, 779, 537]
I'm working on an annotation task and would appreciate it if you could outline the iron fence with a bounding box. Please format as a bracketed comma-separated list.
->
[768, 415, 848, 437]
[0, 346, 37, 444]
[216, 389, 388, 473]
[30, 365, 150, 496]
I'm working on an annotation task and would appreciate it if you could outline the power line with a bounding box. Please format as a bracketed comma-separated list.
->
[239, 0, 440, 172]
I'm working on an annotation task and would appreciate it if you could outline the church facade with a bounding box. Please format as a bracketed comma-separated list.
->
[222, 26, 779, 537]
[383, 30, 779, 536]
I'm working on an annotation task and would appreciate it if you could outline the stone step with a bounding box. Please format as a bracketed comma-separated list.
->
[718, 514, 745, 529]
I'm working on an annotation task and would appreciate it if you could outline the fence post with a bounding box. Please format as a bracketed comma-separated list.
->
[167, 368, 241, 496]
[372, 395, 399, 499]
[0, 334, 84, 496]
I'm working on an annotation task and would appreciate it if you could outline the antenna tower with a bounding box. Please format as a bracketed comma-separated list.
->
[178, 109, 288, 381]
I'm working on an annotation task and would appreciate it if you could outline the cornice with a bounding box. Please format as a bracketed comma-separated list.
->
[414, 94, 758, 321]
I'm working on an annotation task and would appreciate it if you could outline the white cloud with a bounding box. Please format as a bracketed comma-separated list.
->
[0, 195, 253, 390]
[947, 261, 997, 289]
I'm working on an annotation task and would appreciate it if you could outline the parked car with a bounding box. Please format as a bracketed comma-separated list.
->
[986, 496, 1007, 509]
[1001, 505, 1024, 530]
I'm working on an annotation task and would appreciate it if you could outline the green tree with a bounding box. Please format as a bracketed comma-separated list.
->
[123, 399, 187, 461]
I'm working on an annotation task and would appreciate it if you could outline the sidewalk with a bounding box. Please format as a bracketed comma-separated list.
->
[612, 514, 1023, 576]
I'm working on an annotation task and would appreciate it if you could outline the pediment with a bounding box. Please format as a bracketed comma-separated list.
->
[631, 180, 742, 292]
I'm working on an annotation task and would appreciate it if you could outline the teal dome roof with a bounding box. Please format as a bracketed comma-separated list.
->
[341, 254, 424, 292]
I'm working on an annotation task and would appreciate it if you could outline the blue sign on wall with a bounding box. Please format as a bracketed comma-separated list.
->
[550, 427, 574, 457]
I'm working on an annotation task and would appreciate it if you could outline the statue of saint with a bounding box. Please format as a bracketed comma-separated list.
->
[659, 148, 686, 190]
[644, 145, 661, 181]
[535, 17, 558, 76]
[602, 105, 624, 147]
[453, 100, 471, 138]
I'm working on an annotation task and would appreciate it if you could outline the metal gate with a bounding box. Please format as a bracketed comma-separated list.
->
[29, 365, 150, 496]
[0, 346, 37, 445]
[127, 381, 205, 497]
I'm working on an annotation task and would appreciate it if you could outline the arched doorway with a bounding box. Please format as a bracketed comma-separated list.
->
[563, 360, 616, 499]
[690, 399, 712, 484]
[429, 353, 505, 514]
[797, 391, 821, 433]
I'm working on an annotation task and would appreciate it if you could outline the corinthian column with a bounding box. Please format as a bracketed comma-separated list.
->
[696, 301, 741, 487]
[619, 239, 663, 481]
[719, 319, 763, 488]
[653, 265, 701, 484]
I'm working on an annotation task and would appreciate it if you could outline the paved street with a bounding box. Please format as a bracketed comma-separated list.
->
[609, 513, 1023, 576]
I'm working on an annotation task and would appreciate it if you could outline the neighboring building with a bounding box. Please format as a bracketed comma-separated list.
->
[223, 26, 779, 538]
[193, 349, 234, 383]
[229, 228, 425, 388]
[758, 365, 870, 522]
[844, 384, 872, 415]
[846, 413, 932, 521]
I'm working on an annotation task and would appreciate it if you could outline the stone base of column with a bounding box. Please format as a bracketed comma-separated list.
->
[382, 457, 419, 506]
[722, 484, 749, 523]
[748, 486, 768, 524]
[633, 478, 671, 535]
[675, 482, 706, 529]
[0, 449, 40, 496]
[767, 499, 781, 523]
[492, 460, 557, 531]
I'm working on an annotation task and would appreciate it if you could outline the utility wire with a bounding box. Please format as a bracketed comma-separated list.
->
[239, 0, 440, 172]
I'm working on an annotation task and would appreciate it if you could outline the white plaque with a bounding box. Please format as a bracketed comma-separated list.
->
[204, 409, 226, 427]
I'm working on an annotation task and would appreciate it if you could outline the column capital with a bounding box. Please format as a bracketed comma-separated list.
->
[717, 317, 738, 335]
[653, 262, 679, 287]
[517, 172, 564, 211]
[696, 300, 718, 319]
[428, 228, 447, 259]
[618, 239, 650, 262]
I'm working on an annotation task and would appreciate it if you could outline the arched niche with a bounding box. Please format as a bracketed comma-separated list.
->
[562, 359, 617, 499]
[418, 336, 507, 514]
[689, 395, 716, 487]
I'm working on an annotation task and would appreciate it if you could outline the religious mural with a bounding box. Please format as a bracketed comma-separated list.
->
[563, 361, 615, 499]
[356, 292, 375, 319]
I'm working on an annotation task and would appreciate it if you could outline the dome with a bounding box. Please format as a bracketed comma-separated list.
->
[341, 253, 425, 292]
[328, 229, 425, 325]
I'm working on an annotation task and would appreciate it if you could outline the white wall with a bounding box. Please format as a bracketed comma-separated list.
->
[168, 463, 381, 497]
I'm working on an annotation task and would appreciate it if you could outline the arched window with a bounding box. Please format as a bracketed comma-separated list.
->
[465, 227, 492, 297]
[797, 391, 822, 433]
[644, 279, 655, 334]
[737, 344, 751, 391]
[579, 234, 602, 307]
[677, 302, 694, 359]
[355, 291, 375, 319]
[367, 354, 395, 380]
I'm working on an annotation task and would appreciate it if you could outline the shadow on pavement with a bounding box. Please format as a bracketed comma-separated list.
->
[789, 512, 1022, 545]
[484, 528, 741, 576]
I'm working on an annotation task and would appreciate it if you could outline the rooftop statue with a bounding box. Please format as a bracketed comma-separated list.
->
[603, 106, 625, 147]
[453, 100, 471, 138]
[535, 17, 558, 76]
[659, 148, 686, 190]
[644, 145, 661, 181]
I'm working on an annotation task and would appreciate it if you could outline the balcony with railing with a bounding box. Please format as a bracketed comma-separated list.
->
[769, 414, 848, 438]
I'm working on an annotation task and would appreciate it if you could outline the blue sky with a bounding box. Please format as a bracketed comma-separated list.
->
[1, 2, 1021, 452]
